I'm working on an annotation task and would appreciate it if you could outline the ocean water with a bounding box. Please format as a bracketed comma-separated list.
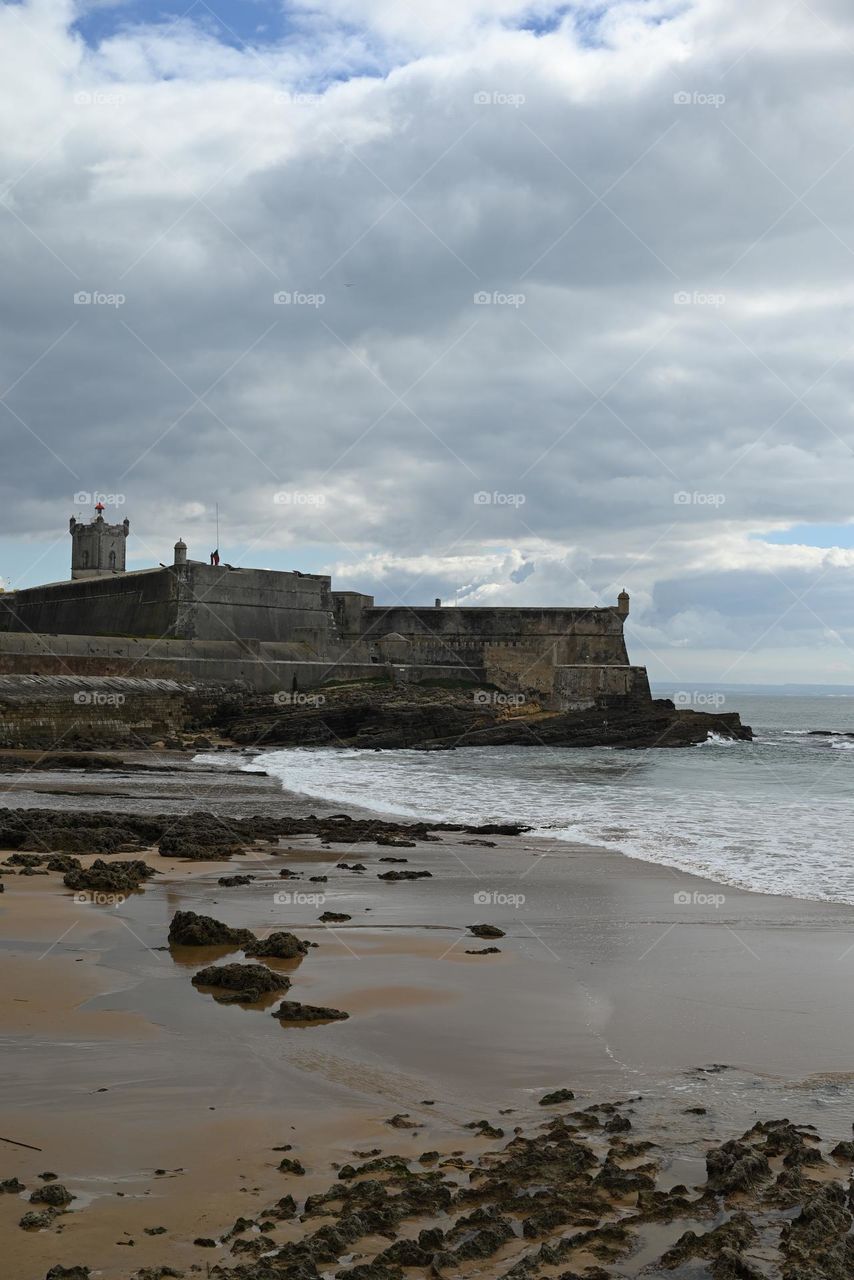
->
[252, 693, 854, 905]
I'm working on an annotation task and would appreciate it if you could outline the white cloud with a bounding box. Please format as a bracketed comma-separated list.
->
[3, 0, 854, 679]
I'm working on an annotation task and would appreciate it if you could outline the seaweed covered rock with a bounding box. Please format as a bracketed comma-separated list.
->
[245, 930, 310, 959]
[168, 910, 255, 948]
[64, 858, 156, 893]
[271, 1000, 349, 1023]
[30, 1183, 74, 1207]
[705, 1139, 772, 1194]
[192, 963, 290, 1003]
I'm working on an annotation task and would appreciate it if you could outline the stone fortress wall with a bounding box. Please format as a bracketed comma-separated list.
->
[0, 515, 650, 713]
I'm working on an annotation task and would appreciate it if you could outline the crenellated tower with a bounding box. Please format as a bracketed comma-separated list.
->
[69, 505, 129, 579]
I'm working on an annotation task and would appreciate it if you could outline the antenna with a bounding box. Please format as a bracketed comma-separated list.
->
[216, 502, 220, 555]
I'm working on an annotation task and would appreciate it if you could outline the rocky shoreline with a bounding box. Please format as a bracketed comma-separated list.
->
[219, 684, 753, 751]
[4, 756, 853, 1280]
[10, 1101, 854, 1279]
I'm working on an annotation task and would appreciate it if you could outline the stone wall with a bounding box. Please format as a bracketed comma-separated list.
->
[0, 632, 484, 694]
[0, 675, 219, 748]
[0, 563, 336, 649]
[551, 664, 652, 711]
[352, 606, 631, 688]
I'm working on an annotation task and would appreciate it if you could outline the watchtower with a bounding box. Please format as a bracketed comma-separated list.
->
[69, 505, 129, 579]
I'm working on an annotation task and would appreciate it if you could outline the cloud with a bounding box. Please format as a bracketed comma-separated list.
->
[2, 0, 854, 680]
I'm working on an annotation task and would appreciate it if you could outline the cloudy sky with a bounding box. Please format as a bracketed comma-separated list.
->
[2, 0, 854, 683]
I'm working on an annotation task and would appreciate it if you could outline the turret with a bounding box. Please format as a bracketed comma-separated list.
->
[70, 507, 129, 579]
[173, 538, 188, 567]
[617, 589, 630, 619]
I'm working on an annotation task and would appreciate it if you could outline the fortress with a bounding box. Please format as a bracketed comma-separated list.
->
[0, 510, 651, 717]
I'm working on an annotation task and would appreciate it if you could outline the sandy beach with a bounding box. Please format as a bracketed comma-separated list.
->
[2, 750, 854, 1278]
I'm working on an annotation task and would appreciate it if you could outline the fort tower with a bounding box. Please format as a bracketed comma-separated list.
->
[69, 505, 130, 580]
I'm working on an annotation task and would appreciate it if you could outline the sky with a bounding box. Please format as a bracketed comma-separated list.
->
[2, 0, 854, 684]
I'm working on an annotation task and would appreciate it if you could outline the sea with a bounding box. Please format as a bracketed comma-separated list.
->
[251, 690, 854, 907]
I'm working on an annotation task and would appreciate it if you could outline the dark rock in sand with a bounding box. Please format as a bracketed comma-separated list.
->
[469, 924, 505, 938]
[20, 1208, 57, 1229]
[1, 1177, 24, 1193]
[45, 1268, 91, 1280]
[271, 1000, 349, 1023]
[465, 946, 500, 954]
[386, 1113, 421, 1129]
[64, 858, 156, 893]
[319, 911, 352, 922]
[193, 1237, 217, 1247]
[378, 856, 407, 863]
[191, 963, 290, 1003]
[540, 1088, 575, 1105]
[245, 930, 310, 959]
[168, 910, 255, 948]
[705, 1139, 772, 1194]
[780, 1181, 854, 1279]
[377, 869, 432, 881]
[217, 874, 254, 887]
[278, 1157, 306, 1175]
[30, 1182, 74, 1207]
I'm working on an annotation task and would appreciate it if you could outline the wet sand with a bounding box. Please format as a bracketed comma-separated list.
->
[2, 750, 854, 1277]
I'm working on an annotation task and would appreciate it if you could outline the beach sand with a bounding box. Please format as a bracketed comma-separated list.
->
[1, 751, 854, 1277]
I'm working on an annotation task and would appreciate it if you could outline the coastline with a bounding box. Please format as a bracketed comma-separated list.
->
[2, 749, 854, 1277]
